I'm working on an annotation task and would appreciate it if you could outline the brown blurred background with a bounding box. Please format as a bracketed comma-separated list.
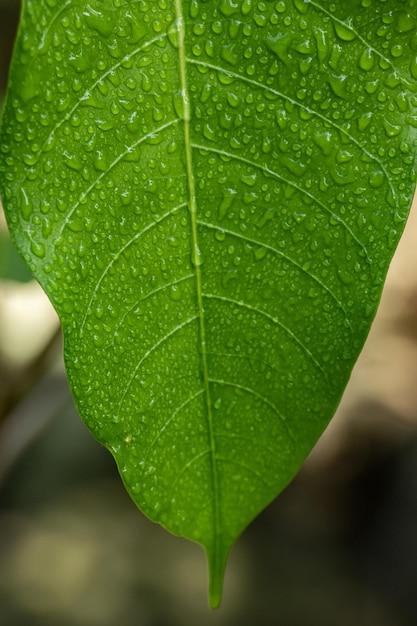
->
[1, 2, 417, 624]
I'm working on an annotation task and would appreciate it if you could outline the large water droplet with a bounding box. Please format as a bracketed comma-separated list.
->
[218, 188, 236, 219]
[358, 48, 375, 72]
[334, 20, 357, 42]
[30, 240, 46, 259]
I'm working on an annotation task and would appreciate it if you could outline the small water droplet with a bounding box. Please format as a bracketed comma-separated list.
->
[192, 246, 203, 267]
[20, 187, 32, 220]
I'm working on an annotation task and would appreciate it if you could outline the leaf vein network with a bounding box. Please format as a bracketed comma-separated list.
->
[193, 143, 370, 263]
[112, 273, 195, 344]
[198, 220, 351, 327]
[308, 0, 413, 90]
[58, 119, 180, 239]
[206, 351, 285, 376]
[170, 449, 212, 494]
[187, 58, 395, 202]
[141, 389, 205, 465]
[214, 432, 281, 459]
[116, 315, 198, 420]
[37, 0, 74, 51]
[79, 201, 187, 334]
[208, 377, 295, 441]
[27, 32, 169, 171]
[204, 294, 326, 379]
[214, 456, 272, 489]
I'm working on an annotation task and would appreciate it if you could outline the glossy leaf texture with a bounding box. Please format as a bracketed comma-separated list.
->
[1, 0, 417, 607]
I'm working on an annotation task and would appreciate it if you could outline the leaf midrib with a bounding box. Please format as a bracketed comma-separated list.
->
[174, 0, 221, 588]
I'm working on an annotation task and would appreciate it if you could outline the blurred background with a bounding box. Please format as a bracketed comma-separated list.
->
[1, 1, 417, 624]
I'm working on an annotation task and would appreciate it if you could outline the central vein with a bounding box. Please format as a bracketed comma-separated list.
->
[174, 2, 220, 555]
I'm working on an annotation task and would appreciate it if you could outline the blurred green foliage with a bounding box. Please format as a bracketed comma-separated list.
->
[0, 229, 32, 281]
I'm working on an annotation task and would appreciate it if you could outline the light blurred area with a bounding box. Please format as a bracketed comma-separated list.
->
[1, 4, 417, 625]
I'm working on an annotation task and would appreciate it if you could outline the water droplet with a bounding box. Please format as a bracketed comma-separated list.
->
[395, 92, 408, 113]
[228, 20, 240, 39]
[215, 230, 226, 242]
[328, 73, 347, 99]
[221, 43, 238, 66]
[20, 187, 32, 220]
[383, 119, 401, 137]
[313, 130, 333, 156]
[358, 48, 375, 72]
[254, 247, 267, 261]
[357, 112, 372, 131]
[241, 172, 257, 187]
[141, 73, 152, 92]
[190, 0, 199, 18]
[334, 20, 357, 42]
[30, 240, 46, 259]
[262, 134, 272, 154]
[266, 33, 291, 67]
[369, 170, 384, 188]
[192, 246, 203, 267]
[169, 285, 182, 301]
[93, 333, 104, 347]
[226, 91, 240, 108]
[167, 18, 180, 48]
[203, 123, 216, 141]
[22, 152, 37, 166]
[64, 152, 83, 171]
[220, 0, 239, 17]
[241, 0, 252, 15]
[338, 269, 354, 285]
[94, 150, 109, 171]
[83, 6, 114, 38]
[173, 90, 189, 121]
[396, 12, 415, 33]
[200, 82, 212, 103]
[218, 188, 236, 219]
[294, 38, 314, 55]
[391, 44, 403, 59]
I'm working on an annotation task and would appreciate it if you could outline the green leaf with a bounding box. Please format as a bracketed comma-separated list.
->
[1, 0, 417, 606]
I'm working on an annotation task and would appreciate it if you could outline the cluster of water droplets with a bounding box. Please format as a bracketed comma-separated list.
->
[2, 0, 417, 552]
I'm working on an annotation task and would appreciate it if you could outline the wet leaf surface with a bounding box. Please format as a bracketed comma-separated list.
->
[1, 0, 417, 605]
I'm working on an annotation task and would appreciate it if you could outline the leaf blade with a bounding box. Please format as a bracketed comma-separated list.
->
[1, 0, 417, 605]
